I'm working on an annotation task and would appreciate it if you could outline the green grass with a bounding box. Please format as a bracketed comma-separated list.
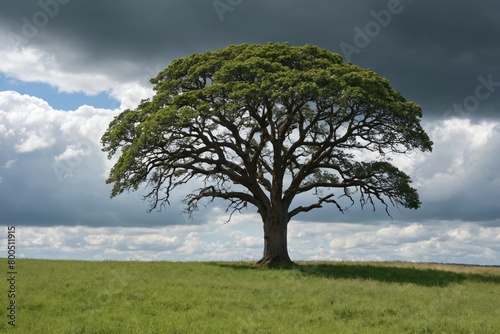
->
[2, 259, 499, 333]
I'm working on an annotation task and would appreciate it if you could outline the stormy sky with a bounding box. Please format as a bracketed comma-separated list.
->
[0, 0, 499, 264]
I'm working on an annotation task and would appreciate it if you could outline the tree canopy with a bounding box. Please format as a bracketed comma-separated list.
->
[101, 42, 433, 266]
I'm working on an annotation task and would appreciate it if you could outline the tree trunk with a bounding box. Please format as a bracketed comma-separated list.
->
[256, 214, 295, 267]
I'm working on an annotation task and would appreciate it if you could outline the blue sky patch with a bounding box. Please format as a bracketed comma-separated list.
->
[0, 73, 119, 110]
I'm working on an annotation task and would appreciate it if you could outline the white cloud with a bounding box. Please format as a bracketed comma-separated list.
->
[4, 159, 16, 168]
[0, 90, 115, 164]
[288, 220, 500, 264]
[0, 45, 108, 94]
[0, 123, 13, 137]
[3, 219, 499, 265]
[15, 130, 56, 153]
[110, 81, 153, 110]
[1, 91, 112, 144]
[54, 145, 88, 164]
[0, 90, 185, 226]
[416, 119, 500, 203]
[235, 236, 262, 248]
[0, 33, 154, 110]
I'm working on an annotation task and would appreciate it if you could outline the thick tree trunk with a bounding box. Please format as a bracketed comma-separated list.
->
[256, 214, 295, 267]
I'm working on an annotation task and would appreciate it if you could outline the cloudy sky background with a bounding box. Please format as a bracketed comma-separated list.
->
[0, 0, 499, 264]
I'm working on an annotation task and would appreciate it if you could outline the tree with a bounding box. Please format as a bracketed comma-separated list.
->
[101, 43, 433, 267]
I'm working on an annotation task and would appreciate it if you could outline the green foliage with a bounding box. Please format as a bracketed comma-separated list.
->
[101, 42, 432, 220]
[6, 259, 500, 333]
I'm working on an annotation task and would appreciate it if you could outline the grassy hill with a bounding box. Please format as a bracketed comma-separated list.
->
[2, 259, 499, 333]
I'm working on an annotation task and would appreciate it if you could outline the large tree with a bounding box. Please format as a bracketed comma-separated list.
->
[101, 43, 433, 267]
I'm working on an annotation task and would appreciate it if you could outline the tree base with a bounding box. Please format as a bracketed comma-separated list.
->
[256, 255, 297, 268]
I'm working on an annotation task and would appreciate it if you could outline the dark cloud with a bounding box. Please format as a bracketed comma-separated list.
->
[1, 0, 499, 118]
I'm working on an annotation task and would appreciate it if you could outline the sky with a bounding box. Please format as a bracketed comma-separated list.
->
[0, 0, 499, 264]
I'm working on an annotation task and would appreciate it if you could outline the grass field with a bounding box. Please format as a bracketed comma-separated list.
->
[2, 259, 499, 333]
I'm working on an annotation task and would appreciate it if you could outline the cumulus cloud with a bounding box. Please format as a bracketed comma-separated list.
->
[3, 218, 499, 265]
[0, 40, 153, 109]
[0, 44, 112, 94]
[0, 90, 111, 159]
[287, 220, 500, 265]
[405, 119, 500, 222]
[0, 90, 188, 227]
[15, 131, 55, 153]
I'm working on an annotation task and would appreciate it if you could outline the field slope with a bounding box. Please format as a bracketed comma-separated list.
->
[2, 259, 499, 333]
